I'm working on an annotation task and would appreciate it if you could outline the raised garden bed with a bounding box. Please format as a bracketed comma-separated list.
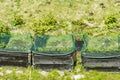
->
[81, 52, 120, 71]
[32, 34, 76, 70]
[32, 52, 76, 70]
[0, 33, 32, 67]
[81, 35, 120, 71]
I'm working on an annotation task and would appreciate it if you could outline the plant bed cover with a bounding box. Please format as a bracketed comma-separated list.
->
[0, 33, 33, 53]
[32, 34, 76, 56]
[81, 35, 120, 58]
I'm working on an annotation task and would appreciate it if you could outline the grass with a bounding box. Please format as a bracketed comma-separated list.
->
[0, 66, 31, 80]
[0, 0, 120, 36]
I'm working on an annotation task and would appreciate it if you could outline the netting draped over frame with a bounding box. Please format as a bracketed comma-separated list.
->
[82, 35, 120, 58]
[0, 33, 33, 53]
[32, 34, 76, 56]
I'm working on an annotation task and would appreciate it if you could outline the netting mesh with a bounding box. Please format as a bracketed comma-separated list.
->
[32, 34, 76, 56]
[82, 35, 120, 58]
[0, 34, 11, 49]
[0, 34, 32, 53]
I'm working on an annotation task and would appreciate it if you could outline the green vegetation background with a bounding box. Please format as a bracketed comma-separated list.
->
[0, 0, 120, 36]
[0, 0, 120, 80]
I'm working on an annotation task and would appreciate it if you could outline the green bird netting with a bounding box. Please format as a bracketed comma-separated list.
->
[32, 34, 76, 56]
[0, 33, 11, 49]
[81, 35, 120, 58]
[0, 33, 33, 53]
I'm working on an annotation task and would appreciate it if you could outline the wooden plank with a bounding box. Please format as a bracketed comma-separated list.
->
[0, 52, 29, 67]
[82, 56, 120, 71]
[32, 52, 76, 70]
